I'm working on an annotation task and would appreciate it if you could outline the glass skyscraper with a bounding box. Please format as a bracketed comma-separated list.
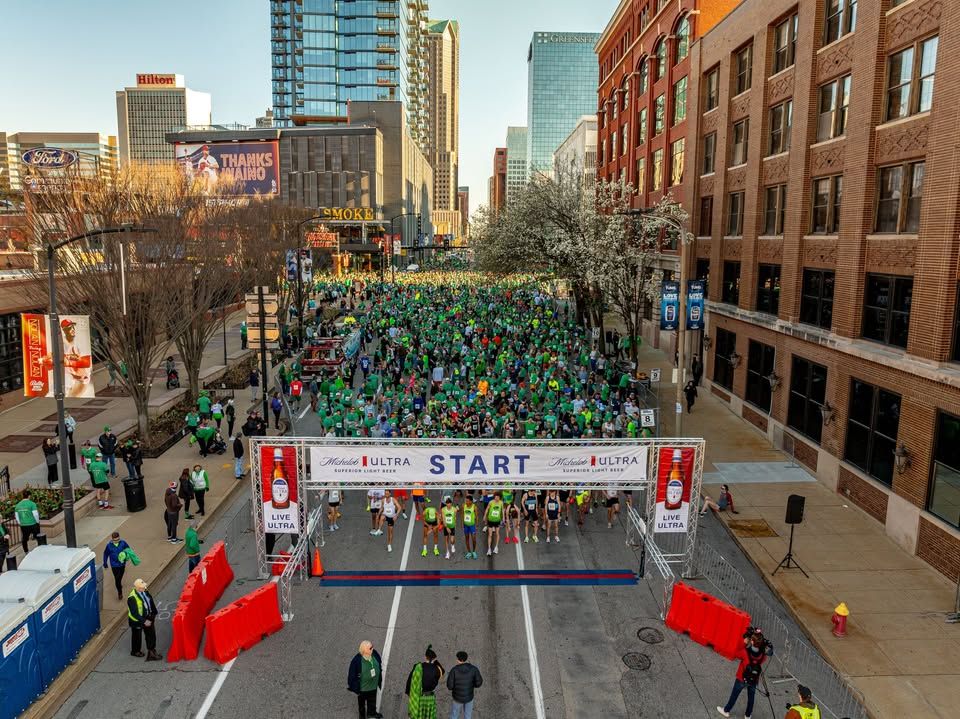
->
[270, 0, 428, 145]
[526, 32, 600, 177]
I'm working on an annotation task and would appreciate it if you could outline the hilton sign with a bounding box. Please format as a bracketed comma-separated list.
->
[136, 73, 177, 87]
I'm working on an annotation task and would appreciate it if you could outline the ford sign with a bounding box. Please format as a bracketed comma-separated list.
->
[21, 147, 78, 169]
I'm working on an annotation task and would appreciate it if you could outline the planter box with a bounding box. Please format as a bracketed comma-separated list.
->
[142, 428, 186, 459]
[38, 490, 97, 540]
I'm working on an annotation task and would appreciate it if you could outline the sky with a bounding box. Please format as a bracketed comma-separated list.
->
[0, 0, 618, 208]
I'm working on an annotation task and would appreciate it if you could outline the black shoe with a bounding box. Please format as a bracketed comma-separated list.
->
[146, 650, 163, 661]
[131, 650, 145, 657]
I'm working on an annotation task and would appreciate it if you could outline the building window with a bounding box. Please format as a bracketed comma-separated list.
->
[673, 77, 688, 124]
[876, 162, 924, 234]
[756, 264, 782, 315]
[598, 106, 606, 130]
[734, 45, 753, 94]
[637, 107, 647, 145]
[655, 38, 667, 80]
[637, 157, 646, 195]
[773, 14, 798, 73]
[675, 16, 691, 64]
[722, 261, 741, 304]
[702, 133, 717, 174]
[654, 94, 665, 134]
[928, 411, 960, 529]
[764, 185, 787, 236]
[611, 131, 617, 160]
[824, 0, 857, 45]
[788, 356, 827, 444]
[845, 379, 901, 486]
[746, 341, 775, 412]
[863, 274, 913, 348]
[670, 139, 685, 186]
[621, 124, 629, 157]
[811, 175, 843, 234]
[599, 138, 605, 166]
[817, 75, 851, 141]
[696, 258, 710, 289]
[638, 58, 649, 95]
[731, 118, 749, 166]
[621, 81, 630, 112]
[713, 328, 737, 390]
[800, 269, 835, 329]
[652, 148, 664, 191]
[886, 36, 938, 121]
[611, 94, 618, 121]
[699, 196, 713, 236]
[727, 192, 745, 236]
[704, 67, 720, 111]
[768, 100, 793, 155]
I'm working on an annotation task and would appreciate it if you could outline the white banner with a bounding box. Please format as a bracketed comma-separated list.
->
[309, 445, 648, 487]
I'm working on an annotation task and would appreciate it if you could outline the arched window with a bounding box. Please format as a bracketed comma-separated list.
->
[621, 78, 630, 112]
[675, 16, 690, 64]
[638, 57, 649, 95]
[655, 38, 667, 80]
[598, 102, 606, 130]
[611, 92, 618, 120]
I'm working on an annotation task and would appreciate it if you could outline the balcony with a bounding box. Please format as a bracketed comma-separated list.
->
[376, 44, 398, 53]
[377, 61, 398, 70]
[377, 26, 398, 35]
[376, 6, 398, 18]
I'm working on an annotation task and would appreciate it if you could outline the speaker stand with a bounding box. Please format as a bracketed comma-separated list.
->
[772, 524, 808, 578]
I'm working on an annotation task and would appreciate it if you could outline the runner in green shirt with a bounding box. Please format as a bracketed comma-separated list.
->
[87, 454, 113, 509]
[484, 493, 504, 557]
[441, 498, 458, 559]
[14, 490, 40, 552]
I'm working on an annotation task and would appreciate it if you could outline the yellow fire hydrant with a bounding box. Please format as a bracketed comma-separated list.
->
[832, 602, 849, 637]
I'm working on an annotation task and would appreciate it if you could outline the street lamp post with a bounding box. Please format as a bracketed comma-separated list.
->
[47, 225, 156, 548]
[389, 212, 418, 282]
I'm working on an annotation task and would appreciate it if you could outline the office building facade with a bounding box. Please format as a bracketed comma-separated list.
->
[678, 0, 960, 580]
[457, 186, 469, 236]
[553, 115, 597, 186]
[116, 74, 211, 165]
[526, 32, 600, 177]
[490, 147, 507, 212]
[269, 0, 429, 149]
[425, 19, 461, 238]
[2, 132, 119, 191]
[505, 126, 527, 205]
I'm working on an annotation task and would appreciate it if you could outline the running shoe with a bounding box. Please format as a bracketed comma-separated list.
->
[716, 709, 730, 718]
[402, 513, 408, 520]
[388, 545, 392, 552]
[564, 519, 569, 527]
[445, 552, 450, 560]
[433, 546, 440, 556]
[493, 546, 498, 555]
[532, 535, 539, 543]
[369, 529, 377, 535]
[524, 537, 529, 543]
[486, 549, 492, 557]
[554, 536, 560, 543]
[546, 537, 551, 543]
[421, 547, 428, 557]
[415, 514, 422, 521]
[451, 545, 456, 553]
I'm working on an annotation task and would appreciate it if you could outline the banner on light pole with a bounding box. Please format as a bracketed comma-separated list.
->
[21, 314, 95, 398]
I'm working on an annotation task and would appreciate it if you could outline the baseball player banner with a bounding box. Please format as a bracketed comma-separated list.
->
[21, 314, 95, 398]
[261, 445, 300, 534]
[654, 447, 695, 533]
[174, 141, 279, 196]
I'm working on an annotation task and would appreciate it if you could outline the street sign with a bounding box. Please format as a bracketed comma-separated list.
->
[640, 409, 656, 427]
[675, 402, 683, 415]
[247, 317, 280, 330]
[592, 327, 600, 340]
[245, 301, 279, 316]
[650, 368, 661, 383]
[247, 327, 280, 343]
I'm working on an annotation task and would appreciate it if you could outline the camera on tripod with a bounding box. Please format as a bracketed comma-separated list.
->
[743, 626, 775, 656]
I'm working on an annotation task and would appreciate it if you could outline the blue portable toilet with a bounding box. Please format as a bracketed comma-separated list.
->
[0, 602, 42, 719]
[0, 570, 71, 689]
[20, 546, 100, 659]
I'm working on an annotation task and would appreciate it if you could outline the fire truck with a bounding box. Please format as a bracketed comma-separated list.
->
[300, 328, 362, 379]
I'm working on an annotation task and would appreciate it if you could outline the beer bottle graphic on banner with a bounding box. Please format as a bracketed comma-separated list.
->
[665, 449, 684, 510]
[271, 448, 290, 509]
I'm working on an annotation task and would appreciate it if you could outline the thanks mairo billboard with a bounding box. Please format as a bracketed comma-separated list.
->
[175, 141, 279, 196]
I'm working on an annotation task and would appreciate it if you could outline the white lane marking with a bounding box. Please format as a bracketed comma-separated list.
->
[196, 575, 280, 718]
[378, 511, 416, 711]
[298, 405, 310, 419]
[515, 541, 547, 719]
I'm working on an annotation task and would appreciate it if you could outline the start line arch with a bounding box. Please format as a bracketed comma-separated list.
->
[250, 437, 705, 580]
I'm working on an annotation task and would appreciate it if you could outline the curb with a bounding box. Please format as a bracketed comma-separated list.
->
[22, 472, 251, 719]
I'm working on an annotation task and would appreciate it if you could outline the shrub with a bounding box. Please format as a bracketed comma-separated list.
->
[0, 485, 92, 521]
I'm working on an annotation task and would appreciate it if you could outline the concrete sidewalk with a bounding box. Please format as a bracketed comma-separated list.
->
[630, 342, 960, 719]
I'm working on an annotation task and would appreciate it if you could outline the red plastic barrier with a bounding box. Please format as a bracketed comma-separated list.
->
[665, 581, 697, 633]
[271, 551, 291, 576]
[711, 604, 752, 660]
[665, 582, 753, 661]
[203, 582, 284, 665]
[167, 541, 235, 662]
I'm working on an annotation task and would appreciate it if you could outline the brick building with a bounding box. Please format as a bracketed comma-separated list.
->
[595, 0, 739, 349]
[489, 147, 507, 213]
[679, 0, 960, 580]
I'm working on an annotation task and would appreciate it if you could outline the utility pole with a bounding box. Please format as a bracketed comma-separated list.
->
[258, 286, 270, 419]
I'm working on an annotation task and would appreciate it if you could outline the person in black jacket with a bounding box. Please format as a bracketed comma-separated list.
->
[233, 433, 245, 479]
[404, 645, 445, 718]
[447, 651, 483, 718]
[127, 578, 161, 661]
[98, 426, 118, 477]
[347, 640, 383, 719]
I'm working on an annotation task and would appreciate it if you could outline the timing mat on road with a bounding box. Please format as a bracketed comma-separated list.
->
[318, 568, 638, 587]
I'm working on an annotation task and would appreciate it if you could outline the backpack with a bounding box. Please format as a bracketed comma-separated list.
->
[742, 659, 763, 686]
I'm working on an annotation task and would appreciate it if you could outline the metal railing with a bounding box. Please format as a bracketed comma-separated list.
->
[276, 505, 322, 621]
[223, 497, 253, 553]
[691, 541, 867, 719]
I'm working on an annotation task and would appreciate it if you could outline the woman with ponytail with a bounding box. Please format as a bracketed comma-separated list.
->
[405, 645, 445, 719]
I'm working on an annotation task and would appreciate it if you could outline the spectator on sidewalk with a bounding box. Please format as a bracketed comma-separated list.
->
[127, 578, 161, 661]
[692, 355, 704, 387]
[15, 490, 41, 553]
[684, 380, 698, 414]
[254, 411, 268, 436]
[249, 369, 260, 403]
[190, 464, 209, 517]
[0, 523, 10, 573]
[240, 321, 247, 349]
[64, 410, 76, 444]
[98, 426, 118, 477]
[211, 399, 224, 431]
[195, 420, 215, 458]
[225, 399, 236, 437]
[185, 408, 201, 438]
[107, 361, 118, 387]
[42, 436, 60, 486]
[447, 650, 483, 719]
[197, 391, 212, 421]
[88, 452, 114, 510]
[178, 468, 195, 519]
[348, 640, 383, 719]
[185, 521, 202, 573]
[242, 412, 257, 438]
[785, 685, 821, 719]
[701, 484, 738, 516]
[79, 440, 97, 471]
[233, 433, 245, 479]
[164, 481, 183, 544]
[103, 531, 132, 600]
[121, 439, 143, 479]
[271, 393, 283, 430]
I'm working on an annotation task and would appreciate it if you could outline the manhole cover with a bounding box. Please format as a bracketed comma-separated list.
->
[622, 652, 651, 671]
[728, 519, 779, 538]
[637, 627, 664, 644]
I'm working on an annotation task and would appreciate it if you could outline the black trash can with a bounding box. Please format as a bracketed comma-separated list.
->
[122, 476, 146, 513]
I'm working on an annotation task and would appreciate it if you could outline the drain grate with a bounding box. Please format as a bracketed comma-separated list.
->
[622, 652, 651, 670]
[637, 627, 664, 644]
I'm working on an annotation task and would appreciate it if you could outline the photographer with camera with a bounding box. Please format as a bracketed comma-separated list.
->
[785, 684, 821, 719]
[717, 627, 773, 718]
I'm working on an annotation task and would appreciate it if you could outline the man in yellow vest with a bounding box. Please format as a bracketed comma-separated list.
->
[784, 685, 821, 719]
[127, 578, 161, 661]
